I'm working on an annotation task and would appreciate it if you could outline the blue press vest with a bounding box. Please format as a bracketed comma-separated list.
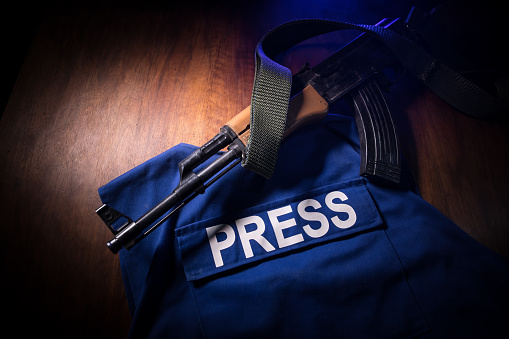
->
[99, 114, 509, 338]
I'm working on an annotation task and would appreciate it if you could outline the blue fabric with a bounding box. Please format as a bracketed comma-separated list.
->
[99, 114, 509, 338]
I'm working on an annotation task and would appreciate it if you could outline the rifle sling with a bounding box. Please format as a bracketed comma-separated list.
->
[243, 17, 509, 179]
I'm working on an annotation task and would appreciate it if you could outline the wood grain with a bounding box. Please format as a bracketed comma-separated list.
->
[1, 1, 507, 337]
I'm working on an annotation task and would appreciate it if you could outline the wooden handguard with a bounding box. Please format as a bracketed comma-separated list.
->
[226, 85, 329, 146]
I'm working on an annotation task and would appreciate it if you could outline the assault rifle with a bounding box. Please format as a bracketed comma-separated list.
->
[96, 9, 435, 253]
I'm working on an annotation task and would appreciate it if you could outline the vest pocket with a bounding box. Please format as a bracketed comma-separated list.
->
[175, 178, 428, 338]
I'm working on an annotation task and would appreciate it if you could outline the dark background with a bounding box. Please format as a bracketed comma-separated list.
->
[4, 0, 507, 116]
[1, 1, 508, 337]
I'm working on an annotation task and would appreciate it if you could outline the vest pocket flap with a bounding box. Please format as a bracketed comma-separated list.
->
[175, 178, 382, 281]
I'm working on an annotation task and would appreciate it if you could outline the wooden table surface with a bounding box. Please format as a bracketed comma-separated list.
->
[2, 0, 508, 337]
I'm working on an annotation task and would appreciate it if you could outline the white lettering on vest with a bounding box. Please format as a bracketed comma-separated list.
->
[236, 215, 276, 258]
[206, 190, 358, 268]
[206, 224, 235, 268]
[298, 199, 329, 238]
[325, 191, 357, 229]
[267, 205, 304, 248]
